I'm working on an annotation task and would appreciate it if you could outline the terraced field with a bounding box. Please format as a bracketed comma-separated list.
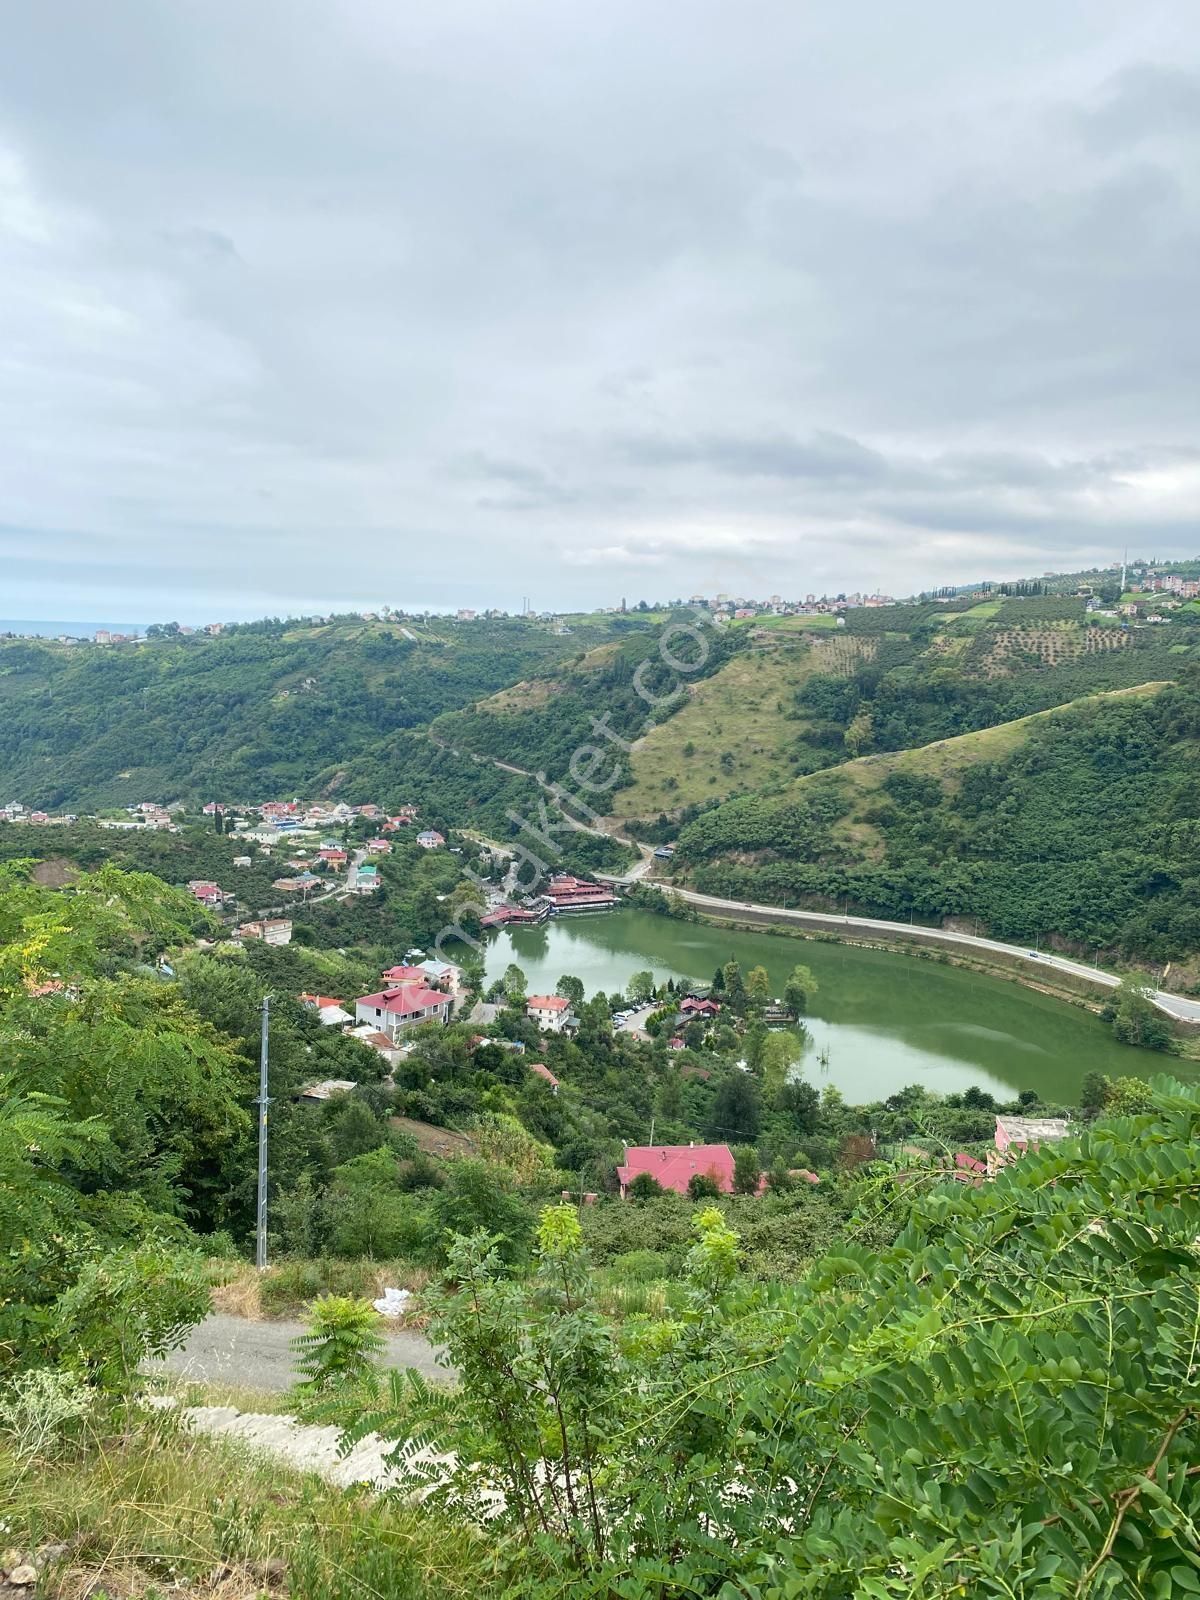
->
[973, 623, 1131, 676]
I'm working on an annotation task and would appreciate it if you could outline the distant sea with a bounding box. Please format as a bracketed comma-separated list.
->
[0, 619, 148, 638]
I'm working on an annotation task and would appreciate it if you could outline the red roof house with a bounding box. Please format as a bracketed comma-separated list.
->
[381, 964, 427, 984]
[527, 995, 575, 1032]
[680, 996, 721, 1017]
[617, 1143, 738, 1198]
[527, 1062, 560, 1092]
[355, 984, 452, 1037]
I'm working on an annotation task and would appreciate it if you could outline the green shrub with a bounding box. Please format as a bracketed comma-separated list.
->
[608, 1249, 670, 1283]
[291, 1295, 383, 1400]
[258, 1257, 381, 1317]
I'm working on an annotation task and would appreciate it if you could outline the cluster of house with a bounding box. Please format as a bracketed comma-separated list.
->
[188, 878, 233, 910]
[615, 1114, 1076, 1204]
[687, 591, 895, 622]
[207, 797, 420, 841]
[0, 801, 77, 826]
[104, 801, 179, 832]
[293, 957, 467, 1079]
[616, 1141, 818, 1198]
[481, 873, 618, 930]
[234, 918, 293, 945]
[907, 1114, 1074, 1186]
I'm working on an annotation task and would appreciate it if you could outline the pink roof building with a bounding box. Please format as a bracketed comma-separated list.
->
[381, 964, 427, 983]
[355, 984, 452, 1037]
[617, 1143, 738, 1198]
[680, 996, 721, 1017]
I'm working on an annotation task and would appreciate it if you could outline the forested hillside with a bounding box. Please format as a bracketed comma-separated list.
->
[0, 615, 622, 808]
[674, 678, 1200, 964]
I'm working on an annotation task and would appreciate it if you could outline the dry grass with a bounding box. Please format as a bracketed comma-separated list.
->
[3, 1405, 486, 1600]
[208, 1258, 434, 1322]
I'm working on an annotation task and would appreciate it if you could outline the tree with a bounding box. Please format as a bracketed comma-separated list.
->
[746, 965, 771, 1005]
[837, 1132, 876, 1170]
[731, 1145, 761, 1195]
[721, 960, 746, 1011]
[430, 1160, 534, 1265]
[1111, 976, 1173, 1051]
[359, 1081, 1200, 1595]
[759, 1031, 801, 1102]
[1104, 1075, 1156, 1115]
[627, 1171, 665, 1202]
[556, 974, 585, 1007]
[326, 1097, 386, 1166]
[707, 1073, 761, 1143]
[627, 970, 655, 1004]
[687, 1171, 722, 1201]
[783, 963, 818, 1014]
[502, 963, 528, 1003]
[1079, 1069, 1111, 1117]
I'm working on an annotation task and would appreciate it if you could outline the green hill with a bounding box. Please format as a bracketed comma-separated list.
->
[0, 616, 621, 809]
[673, 677, 1200, 968]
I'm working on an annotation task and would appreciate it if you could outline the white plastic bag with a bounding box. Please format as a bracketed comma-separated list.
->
[373, 1286, 412, 1320]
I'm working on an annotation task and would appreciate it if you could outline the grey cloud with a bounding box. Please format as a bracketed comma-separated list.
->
[1, 1, 1199, 618]
[1077, 65, 1200, 151]
[618, 430, 889, 482]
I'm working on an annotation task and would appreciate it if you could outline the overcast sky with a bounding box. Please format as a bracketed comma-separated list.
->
[2, 2, 1198, 621]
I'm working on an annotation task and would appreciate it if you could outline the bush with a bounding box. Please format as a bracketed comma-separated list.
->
[0, 1366, 94, 1468]
[51, 1242, 210, 1393]
[259, 1257, 385, 1317]
[608, 1249, 671, 1284]
[291, 1295, 383, 1405]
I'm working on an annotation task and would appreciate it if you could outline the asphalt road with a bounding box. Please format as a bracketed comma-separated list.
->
[152, 1313, 450, 1392]
[660, 885, 1200, 1023]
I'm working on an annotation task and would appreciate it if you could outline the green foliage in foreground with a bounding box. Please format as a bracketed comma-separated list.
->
[369, 1079, 1200, 1596]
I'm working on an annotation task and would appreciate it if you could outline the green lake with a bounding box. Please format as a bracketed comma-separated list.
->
[480, 908, 1172, 1103]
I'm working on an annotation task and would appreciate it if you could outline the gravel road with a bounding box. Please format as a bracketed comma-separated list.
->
[153, 1313, 451, 1391]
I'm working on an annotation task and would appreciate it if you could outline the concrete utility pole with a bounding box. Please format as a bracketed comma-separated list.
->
[255, 995, 271, 1269]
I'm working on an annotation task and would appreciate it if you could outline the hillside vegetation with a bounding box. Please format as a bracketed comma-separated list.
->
[610, 637, 873, 820]
[675, 678, 1200, 965]
[0, 616, 618, 809]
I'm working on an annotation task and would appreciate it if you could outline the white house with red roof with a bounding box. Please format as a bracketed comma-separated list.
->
[526, 994, 575, 1033]
[355, 984, 452, 1038]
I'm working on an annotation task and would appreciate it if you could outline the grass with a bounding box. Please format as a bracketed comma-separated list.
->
[611, 646, 821, 819]
[749, 613, 839, 631]
[759, 681, 1172, 858]
[473, 639, 624, 715]
[612, 639, 872, 821]
[2, 1404, 486, 1600]
[209, 1257, 433, 1321]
